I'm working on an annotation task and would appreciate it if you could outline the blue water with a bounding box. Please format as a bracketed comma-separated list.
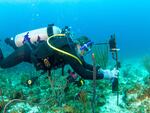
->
[0, 0, 150, 59]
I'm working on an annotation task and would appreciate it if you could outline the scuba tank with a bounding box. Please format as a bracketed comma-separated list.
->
[14, 25, 61, 47]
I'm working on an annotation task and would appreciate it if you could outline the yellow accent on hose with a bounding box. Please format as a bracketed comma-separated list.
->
[47, 34, 82, 65]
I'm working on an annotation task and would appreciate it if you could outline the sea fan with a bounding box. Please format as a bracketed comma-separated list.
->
[93, 44, 109, 69]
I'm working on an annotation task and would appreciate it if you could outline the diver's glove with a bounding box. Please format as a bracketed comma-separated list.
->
[99, 68, 119, 92]
[100, 68, 119, 80]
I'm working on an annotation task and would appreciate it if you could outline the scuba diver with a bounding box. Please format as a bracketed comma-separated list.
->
[0, 24, 118, 82]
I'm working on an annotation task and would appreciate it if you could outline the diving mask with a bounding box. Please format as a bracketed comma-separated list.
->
[80, 41, 93, 53]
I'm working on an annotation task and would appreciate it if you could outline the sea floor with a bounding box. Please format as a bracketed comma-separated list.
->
[0, 56, 150, 113]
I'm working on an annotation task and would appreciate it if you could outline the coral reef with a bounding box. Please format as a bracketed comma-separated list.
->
[0, 57, 150, 112]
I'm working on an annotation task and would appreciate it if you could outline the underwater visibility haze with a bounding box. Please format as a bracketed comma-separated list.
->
[0, 0, 149, 58]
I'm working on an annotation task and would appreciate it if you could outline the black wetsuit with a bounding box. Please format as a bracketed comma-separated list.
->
[0, 35, 104, 80]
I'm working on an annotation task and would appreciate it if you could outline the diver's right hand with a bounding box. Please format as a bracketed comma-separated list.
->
[100, 68, 119, 80]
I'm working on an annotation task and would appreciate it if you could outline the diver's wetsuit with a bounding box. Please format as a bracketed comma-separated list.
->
[0, 36, 104, 80]
[0, 44, 31, 68]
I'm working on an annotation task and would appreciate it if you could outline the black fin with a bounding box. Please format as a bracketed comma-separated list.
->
[5, 38, 17, 50]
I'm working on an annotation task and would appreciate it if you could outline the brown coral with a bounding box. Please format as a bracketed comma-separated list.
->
[137, 87, 150, 101]
[137, 94, 145, 101]
[126, 84, 141, 94]
[63, 105, 75, 113]
[142, 87, 150, 98]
